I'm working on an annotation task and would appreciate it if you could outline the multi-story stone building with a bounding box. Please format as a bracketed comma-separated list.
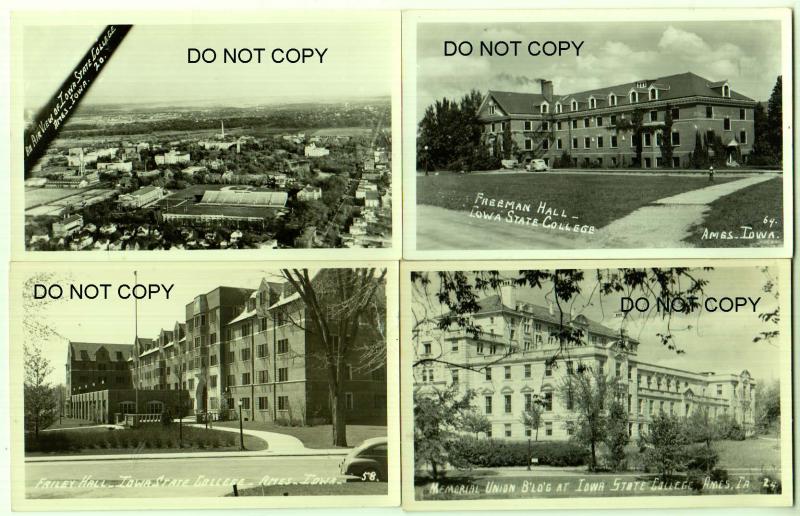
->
[478, 71, 756, 169]
[66, 342, 134, 396]
[413, 284, 756, 441]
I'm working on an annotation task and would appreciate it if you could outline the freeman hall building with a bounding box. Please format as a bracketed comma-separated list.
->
[478, 72, 757, 168]
[66, 272, 387, 426]
[413, 284, 757, 441]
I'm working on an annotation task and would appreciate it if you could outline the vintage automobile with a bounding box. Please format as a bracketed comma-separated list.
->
[526, 158, 550, 172]
[339, 436, 388, 482]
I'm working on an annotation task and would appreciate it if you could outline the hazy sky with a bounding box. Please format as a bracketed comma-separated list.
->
[413, 266, 783, 384]
[20, 264, 288, 385]
[415, 20, 782, 120]
[23, 21, 393, 110]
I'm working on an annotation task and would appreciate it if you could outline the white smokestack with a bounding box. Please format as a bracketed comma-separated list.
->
[500, 282, 516, 310]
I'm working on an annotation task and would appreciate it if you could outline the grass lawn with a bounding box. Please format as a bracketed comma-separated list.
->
[214, 421, 386, 449]
[230, 481, 388, 497]
[716, 438, 781, 470]
[42, 417, 102, 431]
[417, 173, 737, 229]
[684, 177, 783, 247]
[26, 424, 267, 455]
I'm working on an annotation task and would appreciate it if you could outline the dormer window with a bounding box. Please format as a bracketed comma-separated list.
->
[488, 104, 496, 115]
[722, 84, 730, 97]
[571, 100, 578, 111]
[608, 93, 617, 106]
[630, 91, 639, 103]
[540, 102, 549, 114]
[555, 102, 562, 114]
[636, 81, 647, 89]
[649, 87, 658, 100]
[589, 97, 597, 109]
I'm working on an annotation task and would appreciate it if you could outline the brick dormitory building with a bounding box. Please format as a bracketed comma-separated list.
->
[478, 72, 757, 169]
[413, 284, 757, 441]
[66, 272, 388, 426]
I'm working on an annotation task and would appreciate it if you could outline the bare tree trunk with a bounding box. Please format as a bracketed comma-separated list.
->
[590, 441, 597, 471]
[329, 361, 347, 447]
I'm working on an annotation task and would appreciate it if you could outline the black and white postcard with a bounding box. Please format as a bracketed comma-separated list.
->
[402, 10, 792, 259]
[12, 11, 400, 260]
[10, 261, 400, 510]
[401, 260, 791, 510]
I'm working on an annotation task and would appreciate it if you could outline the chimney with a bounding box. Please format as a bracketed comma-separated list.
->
[540, 79, 553, 102]
[500, 282, 516, 310]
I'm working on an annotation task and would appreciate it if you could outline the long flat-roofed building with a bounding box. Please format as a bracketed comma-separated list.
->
[413, 284, 757, 441]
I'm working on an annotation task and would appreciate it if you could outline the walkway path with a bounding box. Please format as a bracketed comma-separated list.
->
[592, 174, 776, 248]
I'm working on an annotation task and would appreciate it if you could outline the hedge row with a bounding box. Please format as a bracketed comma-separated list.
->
[26, 425, 237, 453]
[449, 437, 589, 468]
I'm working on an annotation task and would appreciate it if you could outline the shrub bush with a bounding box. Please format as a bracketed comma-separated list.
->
[448, 437, 588, 468]
[685, 444, 719, 473]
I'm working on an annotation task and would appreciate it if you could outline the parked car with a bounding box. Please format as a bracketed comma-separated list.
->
[339, 437, 388, 482]
[526, 159, 550, 172]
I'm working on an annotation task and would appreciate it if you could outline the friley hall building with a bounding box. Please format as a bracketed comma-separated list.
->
[478, 71, 757, 168]
[67, 271, 387, 426]
[413, 283, 757, 441]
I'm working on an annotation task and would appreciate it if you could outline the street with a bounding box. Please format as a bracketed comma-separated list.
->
[26, 455, 345, 498]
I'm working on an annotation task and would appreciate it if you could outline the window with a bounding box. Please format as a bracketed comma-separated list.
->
[542, 121, 550, 131]
[596, 116, 603, 127]
[571, 100, 578, 111]
[571, 137, 578, 149]
[597, 136, 604, 148]
[610, 135, 618, 148]
[278, 396, 289, 410]
[504, 395, 512, 414]
[706, 106, 713, 118]
[258, 396, 268, 410]
[650, 110, 658, 122]
[545, 363, 553, 376]
[649, 87, 658, 100]
[556, 121, 562, 130]
[241, 372, 251, 385]
[643, 133, 652, 147]
[545, 422, 553, 436]
[671, 131, 680, 146]
[504, 366, 511, 380]
[239, 397, 250, 410]
[476, 342, 484, 354]
[739, 108, 746, 120]
[524, 364, 532, 378]
[209, 375, 217, 388]
[583, 118, 590, 128]
[504, 424, 512, 437]
[630, 91, 638, 103]
[584, 137, 591, 149]
[540, 102, 549, 114]
[722, 84, 730, 97]
[609, 93, 617, 106]
[240, 348, 251, 361]
[277, 339, 289, 354]
[589, 97, 596, 109]
[451, 369, 459, 384]
[739, 130, 747, 144]
[556, 138, 563, 150]
[346, 364, 353, 380]
[671, 107, 680, 120]
[723, 117, 731, 131]
[345, 392, 354, 410]
[717, 385, 723, 396]
[524, 138, 533, 151]
[485, 396, 493, 414]
[485, 367, 492, 381]
[278, 367, 289, 382]
[571, 119, 578, 129]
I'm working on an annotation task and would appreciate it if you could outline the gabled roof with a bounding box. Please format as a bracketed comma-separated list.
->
[69, 341, 133, 361]
[483, 72, 754, 116]
[464, 294, 634, 341]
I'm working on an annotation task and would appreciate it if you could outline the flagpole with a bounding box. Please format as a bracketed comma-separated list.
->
[134, 270, 139, 423]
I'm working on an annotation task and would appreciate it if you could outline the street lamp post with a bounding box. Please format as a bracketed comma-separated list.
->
[527, 435, 532, 471]
[423, 145, 429, 176]
[237, 399, 244, 451]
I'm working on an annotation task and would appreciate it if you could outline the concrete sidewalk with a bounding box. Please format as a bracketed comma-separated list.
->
[26, 424, 349, 463]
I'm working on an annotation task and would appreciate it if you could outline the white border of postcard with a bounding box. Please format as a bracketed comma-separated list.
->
[400, 259, 793, 511]
[10, 10, 402, 262]
[10, 259, 401, 510]
[402, 9, 794, 260]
